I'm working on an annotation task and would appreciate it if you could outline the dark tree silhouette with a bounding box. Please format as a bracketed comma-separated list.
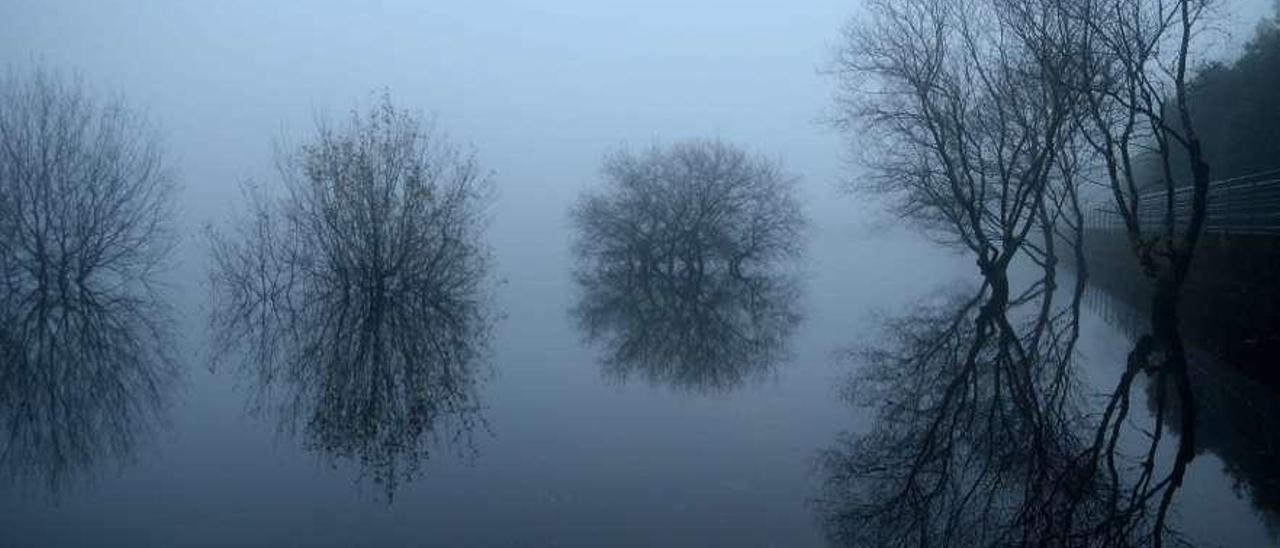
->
[814, 271, 1191, 546]
[1086, 280, 1280, 538]
[573, 140, 804, 278]
[0, 68, 178, 492]
[1046, 1, 1216, 539]
[833, 0, 1224, 542]
[570, 140, 804, 393]
[208, 95, 493, 500]
[831, 0, 1084, 301]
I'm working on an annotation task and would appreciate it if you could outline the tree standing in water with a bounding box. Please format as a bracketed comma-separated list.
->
[208, 94, 493, 499]
[831, 0, 1219, 543]
[0, 68, 178, 491]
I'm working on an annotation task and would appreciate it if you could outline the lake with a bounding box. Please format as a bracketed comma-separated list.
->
[2, 194, 1276, 546]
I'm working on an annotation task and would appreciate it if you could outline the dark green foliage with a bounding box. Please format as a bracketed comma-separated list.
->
[1154, 13, 1280, 186]
[1190, 18, 1280, 179]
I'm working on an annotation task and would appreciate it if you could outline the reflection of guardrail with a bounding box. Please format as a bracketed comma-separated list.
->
[1085, 169, 1280, 236]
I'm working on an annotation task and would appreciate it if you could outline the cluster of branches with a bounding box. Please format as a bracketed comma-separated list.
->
[569, 140, 805, 393]
[833, 0, 1084, 298]
[0, 69, 178, 492]
[815, 263, 1186, 545]
[208, 95, 493, 500]
[831, 0, 1219, 544]
[572, 140, 804, 281]
[572, 252, 801, 394]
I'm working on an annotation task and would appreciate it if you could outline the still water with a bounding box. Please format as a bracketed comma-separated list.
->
[2, 187, 1277, 547]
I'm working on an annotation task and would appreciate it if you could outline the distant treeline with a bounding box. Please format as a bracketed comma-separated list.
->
[1147, 10, 1280, 185]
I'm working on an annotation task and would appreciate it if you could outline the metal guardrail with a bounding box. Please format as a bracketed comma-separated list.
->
[1085, 169, 1280, 236]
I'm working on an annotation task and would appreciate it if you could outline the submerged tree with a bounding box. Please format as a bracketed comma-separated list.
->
[208, 95, 493, 499]
[0, 68, 178, 491]
[569, 140, 805, 393]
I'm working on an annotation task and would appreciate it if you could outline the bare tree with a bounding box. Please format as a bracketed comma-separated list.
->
[1045, 1, 1215, 541]
[569, 139, 805, 392]
[0, 68, 178, 492]
[832, 0, 1083, 307]
[835, 0, 1218, 542]
[208, 94, 493, 500]
[572, 139, 804, 282]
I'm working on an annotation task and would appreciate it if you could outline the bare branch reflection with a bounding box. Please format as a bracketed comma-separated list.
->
[815, 274, 1198, 546]
[570, 140, 804, 393]
[573, 256, 801, 393]
[0, 69, 177, 492]
[208, 95, 493, 499]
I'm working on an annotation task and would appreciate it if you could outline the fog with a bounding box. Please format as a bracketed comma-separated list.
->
[3, 0, 1279, 546]
[4, 0, 1270, 259]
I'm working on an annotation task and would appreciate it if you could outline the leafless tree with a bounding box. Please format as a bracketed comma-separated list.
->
[572, 140, 804, 282]
[208, 94, 493, 500]
[832, 0, 1084, 307]
[0, 68, 178, 492]
[569, 139, 805, 393]
[835, 0, 1217, 542]
[1043, 1, 1216, 541]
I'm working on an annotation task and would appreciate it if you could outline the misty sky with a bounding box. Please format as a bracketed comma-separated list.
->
[3, 0, 1273, 248]
[4, 1, 849, 253]
[4, 0, 1275, 366]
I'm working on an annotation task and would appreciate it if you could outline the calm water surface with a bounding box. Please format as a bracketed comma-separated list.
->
[2, 199, 1277, 546]
[4, 1, 1280, 545]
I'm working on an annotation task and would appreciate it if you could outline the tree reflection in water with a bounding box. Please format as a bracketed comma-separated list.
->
[1087, 283, 1280, 538]
[573, 256, 801, 393]
[208, 96, 493, 500]
[816, 271, 1206, 546]
[570, 140, 804, 393]
[0, 71, 178, 493]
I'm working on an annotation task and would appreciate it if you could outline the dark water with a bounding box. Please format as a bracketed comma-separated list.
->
[2, 201, 1277, 546]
